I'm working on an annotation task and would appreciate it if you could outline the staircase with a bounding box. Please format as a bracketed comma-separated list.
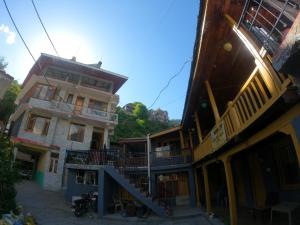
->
[103, 166, 166, 217]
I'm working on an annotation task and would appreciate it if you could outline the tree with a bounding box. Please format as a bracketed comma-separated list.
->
[132, 102, 148, 120]
[0, 57, 8, 70]
[0, 81, 21, 124]
[0, 134, 18, 214]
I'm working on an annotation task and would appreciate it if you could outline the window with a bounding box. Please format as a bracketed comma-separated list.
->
[66, 94, 74, 104]
[32, 84, 56, 101]
[68, 123, 85, 142]
[26, 114, 50, 136]
[88, 99, 107, 111]
[75, 170, 98, 185]
[84, 171, 98, 185]
[76, 170, 84, 184]
[49, 152, 59, 173]
[81, 76, 112, 92]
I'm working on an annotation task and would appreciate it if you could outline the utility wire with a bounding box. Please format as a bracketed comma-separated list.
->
[31, 0, 59, 56]
[148, 59, 191, 109]
[2, 0, 72, 111]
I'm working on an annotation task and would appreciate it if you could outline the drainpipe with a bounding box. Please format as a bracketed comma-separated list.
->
[147, 134, 151, 195]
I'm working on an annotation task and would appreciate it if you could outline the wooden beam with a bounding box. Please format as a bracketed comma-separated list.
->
[194, 111, 203, 143]
[179, 130, 185, 149]
[222, 157, 238, 225]
[188, 130, 194, 149]
[194, 168, 200, 207]
[203, 165, 212, 213]
[205, 80, 220, 122]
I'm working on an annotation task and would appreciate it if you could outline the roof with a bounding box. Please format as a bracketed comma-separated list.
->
[22, 53, 128, 94]
[118, 137, 147, 144]
[150, 126, 182, 139]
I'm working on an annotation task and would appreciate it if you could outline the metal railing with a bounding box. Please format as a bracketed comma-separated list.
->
[151, 148, 192, 167]
[28, 97, 118, 123]
[238, 0, 299, 54]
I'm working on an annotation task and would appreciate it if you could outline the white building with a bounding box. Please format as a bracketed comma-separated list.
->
[9, 53, 127, 190]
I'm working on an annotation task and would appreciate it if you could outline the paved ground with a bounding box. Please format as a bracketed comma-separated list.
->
[16, 181, 216, 225]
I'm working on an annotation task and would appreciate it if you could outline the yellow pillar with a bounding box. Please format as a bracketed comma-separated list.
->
[179, 130, 185, 149]
[222, 157, 238, 225]
[194, 111, 203, 143]
[203, 165, 212, 213]
[205, 80, 220, 122]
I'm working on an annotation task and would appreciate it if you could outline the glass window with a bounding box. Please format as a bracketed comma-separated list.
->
[81, 76, 112, 92]
[68, 123, 85, 142]
[88, 99, 107, 111]
[32, 84, 56, 101]
[76, 170, 84, 184]
[84, 171, 98, 185]
[26, 114, 50, 136]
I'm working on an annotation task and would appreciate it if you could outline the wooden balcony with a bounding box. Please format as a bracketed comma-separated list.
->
[194, 63, 293, 162]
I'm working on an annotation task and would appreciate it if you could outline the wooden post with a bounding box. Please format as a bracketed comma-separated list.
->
[205, 80, 220, 122]
[188, 130, 194, 149]
[179, 130, 185, 149]
[194, 168, 200, 207]
[222, 157, 238, 225]
[203, 165, 212, 213]
[194, 111, 203, 143]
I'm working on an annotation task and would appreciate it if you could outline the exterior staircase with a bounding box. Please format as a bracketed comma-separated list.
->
[103, 166, 166, 217]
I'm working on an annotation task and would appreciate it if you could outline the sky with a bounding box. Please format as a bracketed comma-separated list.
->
[0, 0, 199, 120]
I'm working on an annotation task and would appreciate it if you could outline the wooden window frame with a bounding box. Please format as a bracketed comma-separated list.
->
[25, 114, 51, 136]
[68, 123, 85, 143]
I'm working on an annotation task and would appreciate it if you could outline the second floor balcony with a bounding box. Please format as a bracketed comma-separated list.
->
[65, 147, 192, 169]
[27, 97, 118, 124]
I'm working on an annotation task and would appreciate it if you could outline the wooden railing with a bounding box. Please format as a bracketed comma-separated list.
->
[194, 64, 292, 161]
[151, 148, 192, 167]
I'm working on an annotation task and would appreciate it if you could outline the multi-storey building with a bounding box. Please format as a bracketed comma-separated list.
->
[181, 1, 300, 225]
[9, 53, 127, 191]
[0, 69, 13, 99]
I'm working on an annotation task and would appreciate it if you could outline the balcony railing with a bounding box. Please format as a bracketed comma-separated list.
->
[194, 64, 292, 162]
[151, 148, 192, 167]
[238, 0, 299, 55]
[27, 97, 118, 123]
[65, 148, 192, 168]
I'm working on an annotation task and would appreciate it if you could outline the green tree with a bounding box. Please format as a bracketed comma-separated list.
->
[0, 134, 18, 215]
[0, 57, 8, 70]
[132, 102, 148, 120]
[0, 81, 21, 124]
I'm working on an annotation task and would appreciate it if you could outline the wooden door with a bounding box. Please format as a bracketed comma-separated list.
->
[74, 96, 84, 114]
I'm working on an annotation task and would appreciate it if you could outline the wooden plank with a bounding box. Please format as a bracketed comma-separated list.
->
[239, 95, 251, 120]
[243, 91, 255, 116]
[194, 112, 203, 143]
[254, 76, 269, 103]
[203, 165, 212, 213]
[247, 86, 259, 112]
[236, 101, 246, 124]
[205, 80, 220, 122]
[250, 82, 264, 107]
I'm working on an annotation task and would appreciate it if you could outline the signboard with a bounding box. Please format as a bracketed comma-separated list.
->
[211, 121, 227, 151]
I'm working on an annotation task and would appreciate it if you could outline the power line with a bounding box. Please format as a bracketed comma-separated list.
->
[148, 59, 191, 109]
[31, 0, 59, 56]
[2, 0, 72, 111]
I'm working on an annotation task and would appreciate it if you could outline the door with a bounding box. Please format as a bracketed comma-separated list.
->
[74, 96, 84, 114]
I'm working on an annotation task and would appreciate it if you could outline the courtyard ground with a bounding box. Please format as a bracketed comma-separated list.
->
[16, 181, 219, 225]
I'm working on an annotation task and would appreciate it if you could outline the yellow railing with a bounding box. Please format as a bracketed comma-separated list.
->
[194, 62, 292, 162]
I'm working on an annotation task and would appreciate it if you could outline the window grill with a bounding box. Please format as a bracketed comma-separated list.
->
[238, 0, 299, 54]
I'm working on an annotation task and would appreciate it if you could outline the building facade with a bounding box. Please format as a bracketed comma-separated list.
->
[0, 69, 14, 100]
[181, 1, 300, 225]
[9, 53, 127, 191]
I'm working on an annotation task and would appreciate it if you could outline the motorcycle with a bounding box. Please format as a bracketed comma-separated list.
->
[71, 192, 98, 217]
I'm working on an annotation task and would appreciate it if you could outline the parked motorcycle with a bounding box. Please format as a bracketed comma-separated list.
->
[71, 192, 98, 217]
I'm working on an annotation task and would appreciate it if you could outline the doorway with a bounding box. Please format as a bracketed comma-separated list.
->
[91, 128, 104, 150]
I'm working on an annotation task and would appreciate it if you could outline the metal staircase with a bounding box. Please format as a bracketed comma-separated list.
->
[103, 166, 166, 217]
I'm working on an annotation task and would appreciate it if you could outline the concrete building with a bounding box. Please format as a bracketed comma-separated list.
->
[9, 53, 127, 191]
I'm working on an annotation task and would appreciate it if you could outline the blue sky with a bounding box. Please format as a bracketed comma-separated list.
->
[0, 0, 199, 119]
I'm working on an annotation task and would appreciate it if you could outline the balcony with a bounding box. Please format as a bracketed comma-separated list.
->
[65, 148, 192, 169]
[27, 97, 118, 124]
[151, 148, 192, 167]
[194, 63, 293, 162]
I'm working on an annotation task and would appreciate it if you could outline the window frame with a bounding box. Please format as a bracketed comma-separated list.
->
[68, 123, 85, 142]
[25, 114, 51, 136]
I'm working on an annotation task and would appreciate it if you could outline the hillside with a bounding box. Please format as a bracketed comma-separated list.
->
[112, 102, 180, 141]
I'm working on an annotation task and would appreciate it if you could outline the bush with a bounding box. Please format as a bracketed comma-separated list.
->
[0, 134, 18, 215]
